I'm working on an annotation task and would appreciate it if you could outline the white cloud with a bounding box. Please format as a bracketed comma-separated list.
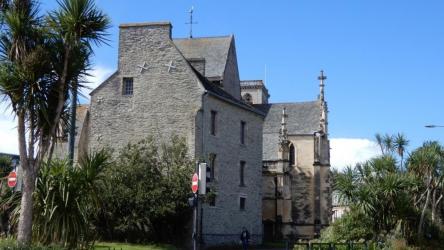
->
[330, 138, 381, 171]
[81, 65, 114, 99]
[0, 103, 18, 155]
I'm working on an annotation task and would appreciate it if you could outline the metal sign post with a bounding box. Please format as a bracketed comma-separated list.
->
[192, 162, 199, 250]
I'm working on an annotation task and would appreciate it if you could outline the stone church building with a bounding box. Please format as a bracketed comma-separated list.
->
[59, 21, 331, 246]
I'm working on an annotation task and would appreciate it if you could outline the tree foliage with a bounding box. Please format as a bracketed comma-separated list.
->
[94, 136, 194, 244]
[334, 155, 417, 241]
[2, 150, 110, 249]
[0, 0, 110, 244]
[330, 135, 444, 246]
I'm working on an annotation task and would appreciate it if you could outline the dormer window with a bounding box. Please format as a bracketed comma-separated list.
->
[122, 77, 133, 96]
[242, 93, 252, 104]
[211, 80, 223, 87]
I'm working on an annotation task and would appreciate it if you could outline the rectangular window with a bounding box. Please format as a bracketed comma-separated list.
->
[240, 161, 245, 186]
[208, 188, 216, 207]
[240, 197, 246, 210]
[240, 121, 246, 144]
[210, 110, 217, 135]
[209, 154, 216, 182]
[122, 77, 133, 95]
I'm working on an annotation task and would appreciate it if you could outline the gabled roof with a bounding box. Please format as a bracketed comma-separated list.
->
[173, 36, 232, 79]
[255, 101, 321, 161]
[191, 67, 265, 117]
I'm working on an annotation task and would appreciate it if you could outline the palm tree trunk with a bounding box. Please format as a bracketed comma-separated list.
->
[431, 189, 436, 223]
[49, 46, 71, 154]
[16, 166, 35, 245]
[16, 112, 33, 246]
[419, 185, 431, 236]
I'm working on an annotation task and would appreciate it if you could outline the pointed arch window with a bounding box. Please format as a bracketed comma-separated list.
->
[289, 144, 295, 166]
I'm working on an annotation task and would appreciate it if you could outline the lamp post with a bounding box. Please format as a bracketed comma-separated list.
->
[425, 125, 444, 128]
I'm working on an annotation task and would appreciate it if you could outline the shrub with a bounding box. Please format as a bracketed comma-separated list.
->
[94, 136, 194, 244]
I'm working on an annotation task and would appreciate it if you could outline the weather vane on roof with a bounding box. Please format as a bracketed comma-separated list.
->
[186, 6, 198, 38]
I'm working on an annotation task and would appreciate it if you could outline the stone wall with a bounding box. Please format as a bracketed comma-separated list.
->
[199, 94, 263, 246]
[89, 23, 205, 156]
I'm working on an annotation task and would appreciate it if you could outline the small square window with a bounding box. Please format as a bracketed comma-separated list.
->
[240, 197, 246, 210]
[123, 77, 133, 96]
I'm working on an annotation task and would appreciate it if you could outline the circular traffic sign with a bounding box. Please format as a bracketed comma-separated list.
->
[7, 171, 17, 188]
[191, 173, 198, 193]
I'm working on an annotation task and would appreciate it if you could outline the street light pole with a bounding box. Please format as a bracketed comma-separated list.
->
[425, 125, 444, 128]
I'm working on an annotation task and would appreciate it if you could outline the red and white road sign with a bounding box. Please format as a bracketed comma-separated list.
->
[7, 171, 17, 188]
[191, 173, 199, 193]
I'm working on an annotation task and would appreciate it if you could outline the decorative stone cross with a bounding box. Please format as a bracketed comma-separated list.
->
[137, 61, 150, 74]
[164, 60, 177, 73]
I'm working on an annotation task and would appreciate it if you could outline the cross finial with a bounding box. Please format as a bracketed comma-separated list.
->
[186, 6, 198, 38]
[318, 70, 327, 101]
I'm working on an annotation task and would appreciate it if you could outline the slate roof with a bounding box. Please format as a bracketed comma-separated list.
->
[255, 101, 321, 160]
[173, 36, 232, 79]
[190, 67, 265, 116]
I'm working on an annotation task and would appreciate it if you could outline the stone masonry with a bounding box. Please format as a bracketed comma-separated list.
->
[61, 20, 331, 246]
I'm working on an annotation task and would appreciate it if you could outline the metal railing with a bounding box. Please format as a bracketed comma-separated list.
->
[287, 241, 378, 250]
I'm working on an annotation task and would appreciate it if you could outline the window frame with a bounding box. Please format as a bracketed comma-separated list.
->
[209, 153, 216, 182]
[289, 143, 296, 166]
[239, 196, 246, 211]
[240, 120, 246, 144]
[210, 110, 217, 136]
[240, 161, 246, 186]
[122, 77, 134, 96]
[207, 187, 216, 207]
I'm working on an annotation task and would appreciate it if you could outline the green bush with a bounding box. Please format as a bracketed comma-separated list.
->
[94, 136, 194, 244]
[2, 151, 110, 249]
[320, 207, 374, 242]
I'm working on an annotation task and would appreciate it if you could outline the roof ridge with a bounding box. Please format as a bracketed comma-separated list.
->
[173, 35, 232, 40]
[267, 100, 320, 105]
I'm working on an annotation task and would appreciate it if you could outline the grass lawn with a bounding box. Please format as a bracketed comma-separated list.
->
[94, 242, 176, 250]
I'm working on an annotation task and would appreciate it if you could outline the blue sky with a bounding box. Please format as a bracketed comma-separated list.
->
[1, 0, 444, 168]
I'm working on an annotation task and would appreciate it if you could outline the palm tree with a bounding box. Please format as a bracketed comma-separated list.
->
[375, 133, 384, 154]
[0, 0, 50, 244]
[382, 134, 395, 155]
[335, 155, 415, 238]
[47, 0, 110, 163]
[407, 141, 444, 236]
[0, 0, 109, 245]
[394, 133, 409, 171]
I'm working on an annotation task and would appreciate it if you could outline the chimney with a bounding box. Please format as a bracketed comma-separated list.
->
[118, 21, 173, 74]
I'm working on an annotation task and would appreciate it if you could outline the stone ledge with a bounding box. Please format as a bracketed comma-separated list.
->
[119, 21, 172, 28]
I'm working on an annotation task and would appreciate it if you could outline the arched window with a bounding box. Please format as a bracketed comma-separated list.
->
[289, 144, 295, 166]
[242, 93, 253, 104]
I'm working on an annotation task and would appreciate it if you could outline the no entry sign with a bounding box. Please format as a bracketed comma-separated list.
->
[191, 173, 198, 193]
[7, 171, 17, 188]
